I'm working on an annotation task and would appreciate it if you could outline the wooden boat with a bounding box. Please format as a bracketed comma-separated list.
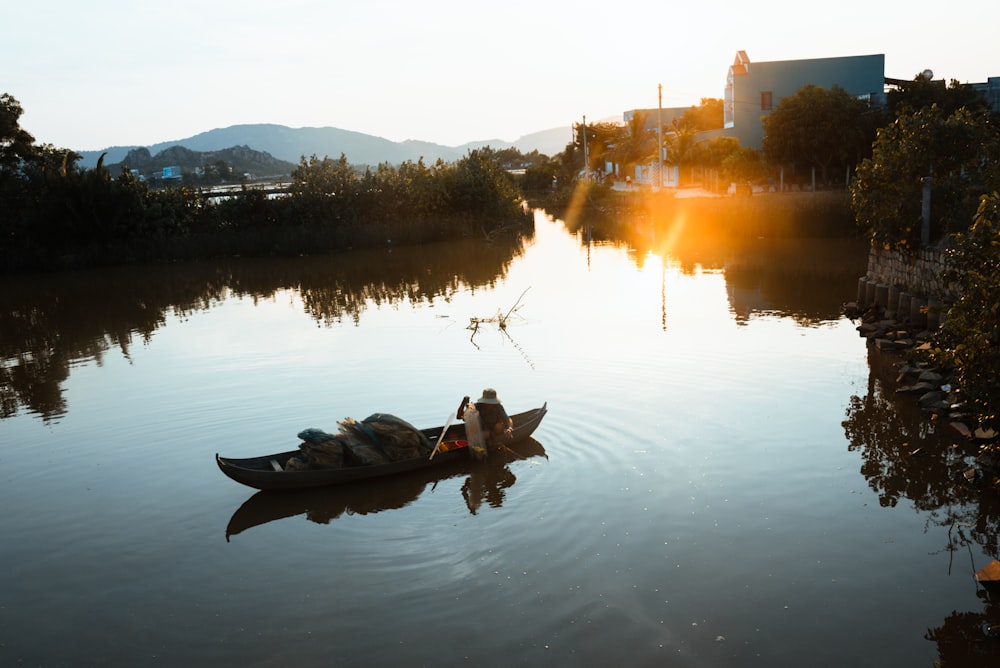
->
[216, 403, 547, 490]
[225, 437, 548, 539]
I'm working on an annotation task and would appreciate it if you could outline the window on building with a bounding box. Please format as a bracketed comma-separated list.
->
[725, 71, 736, 128]
[761, 91, 773, 112]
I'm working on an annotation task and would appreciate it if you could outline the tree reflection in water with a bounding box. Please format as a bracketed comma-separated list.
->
[843, 343, 1000, 661]
[0, 229, 532, 421]
[842, 345, 968, 510]
[558, 203, 870, 327]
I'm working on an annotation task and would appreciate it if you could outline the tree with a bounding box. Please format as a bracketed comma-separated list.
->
[685, 136, 740, 191]
[1, 93, 88, 264]
[721, 146, 767, 185]
[574, 121, 619, 177]
[851, 105, 1000, 249]
[929, 194, 1000, 430]
[762, 84, 876, 185]
[680, 98, 724, 131]
[291, 153, 357, 197]
[664, 119, 700, 185]
[213, 160, 232, 181]
[609, 111, 655, 177]
[0, 93, 37, 172]
[480, 146, 547, 168]
[443, 149, 527, 234]
[695, 136, 741, 171]
[522, 160, 558, 192]
[888, 72, 990, 118]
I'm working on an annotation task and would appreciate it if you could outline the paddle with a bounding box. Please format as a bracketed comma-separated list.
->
[429, 411, 457, 460]
[429, 397, 470, 460]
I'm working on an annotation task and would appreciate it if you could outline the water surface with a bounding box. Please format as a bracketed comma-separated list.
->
[1, 211, 994, 667]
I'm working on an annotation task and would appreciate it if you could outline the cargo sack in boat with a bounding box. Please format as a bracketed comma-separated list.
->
[298, 428, 337, 444]
[358, 413, 432, 459]
[336, 413, 433, 466]
[291, 414, 432, 469]
[290, 428, 345, 469]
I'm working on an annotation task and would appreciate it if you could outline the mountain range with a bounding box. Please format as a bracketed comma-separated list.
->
[78, 123, 573, 170]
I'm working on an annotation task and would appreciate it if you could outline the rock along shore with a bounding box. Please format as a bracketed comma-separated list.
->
[843, 299, 1000, 487]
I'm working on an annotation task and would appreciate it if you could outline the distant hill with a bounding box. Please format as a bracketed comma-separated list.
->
[78, 124, 573, 170]
[106, 144, 297, 179]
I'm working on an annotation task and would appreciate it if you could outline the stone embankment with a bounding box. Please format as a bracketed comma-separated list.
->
[844, 289, 998, 485]
[845, 298, 965, 429]
[851, 241, 1000, 485]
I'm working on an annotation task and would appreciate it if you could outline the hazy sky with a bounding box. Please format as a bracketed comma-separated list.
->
[6, 0, 997, 151]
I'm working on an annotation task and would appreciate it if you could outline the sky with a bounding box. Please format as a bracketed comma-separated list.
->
[5, 0, 998, 151]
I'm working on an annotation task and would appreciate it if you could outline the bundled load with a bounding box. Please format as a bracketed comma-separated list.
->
[284, 413, 433, 471]
[462, 403, 487, 460]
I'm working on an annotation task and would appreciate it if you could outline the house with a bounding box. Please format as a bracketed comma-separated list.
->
[614, 51, 995, 191]
[623, 107, 688, 133]
[619, 107, 688, 188]
[620, 51, 885, 185]
[723, 50, 885, 149]
[617, 51, 885, 189]
[964, 76, 1000, 112]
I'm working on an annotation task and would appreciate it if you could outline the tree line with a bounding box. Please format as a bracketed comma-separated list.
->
[0, 93, 532, 273]
[524, 75, 998, 205]
[852, 79, 1000, 435]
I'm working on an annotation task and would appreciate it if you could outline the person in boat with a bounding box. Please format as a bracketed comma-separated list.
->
[458, 388, 513, 448]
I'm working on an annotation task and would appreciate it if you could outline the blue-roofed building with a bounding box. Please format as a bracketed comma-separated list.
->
[723, 51, 886, 149]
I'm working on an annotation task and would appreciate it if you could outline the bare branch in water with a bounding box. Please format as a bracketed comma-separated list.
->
[469, 287, 530, 331]
[467, 288, 534, 368]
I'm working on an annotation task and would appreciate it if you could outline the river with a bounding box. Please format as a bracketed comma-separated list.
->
[1, 209, 996, 667]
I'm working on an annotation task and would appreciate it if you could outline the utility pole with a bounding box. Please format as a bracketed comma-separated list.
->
[582, 115, 589, 180]
[656, 84, 663, 191]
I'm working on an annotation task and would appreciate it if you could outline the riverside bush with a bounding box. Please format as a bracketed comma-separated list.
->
[0, 149, 532, 273]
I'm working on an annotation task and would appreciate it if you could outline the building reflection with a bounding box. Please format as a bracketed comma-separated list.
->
[560, 200, 869, 326]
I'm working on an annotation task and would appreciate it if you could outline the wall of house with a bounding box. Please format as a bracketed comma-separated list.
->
[623, 107, 687, 133]
[726, 53, 885, 149]
[632, 164, 678, 188]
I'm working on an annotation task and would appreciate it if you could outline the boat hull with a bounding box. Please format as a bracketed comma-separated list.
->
[216, 403, 547, 490]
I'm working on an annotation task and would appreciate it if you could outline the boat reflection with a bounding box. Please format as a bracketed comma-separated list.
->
[225, 438, 547, 540]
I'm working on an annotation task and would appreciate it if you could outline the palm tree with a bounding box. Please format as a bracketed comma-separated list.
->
[664, 119, 700, 186]
[610, 111, 656, 181]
